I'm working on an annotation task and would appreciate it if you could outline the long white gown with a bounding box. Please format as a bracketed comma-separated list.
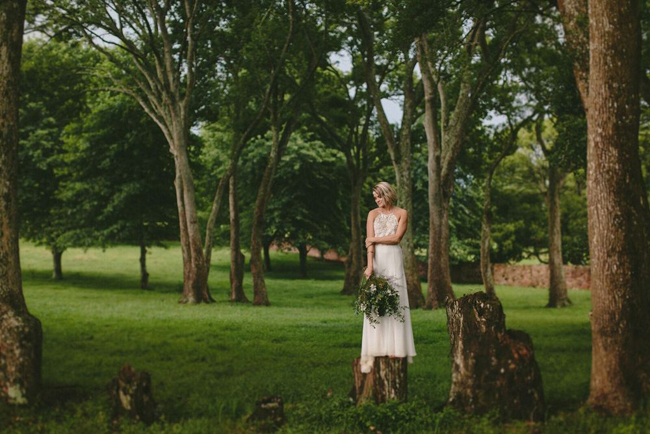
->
[360, 210, 416, 373]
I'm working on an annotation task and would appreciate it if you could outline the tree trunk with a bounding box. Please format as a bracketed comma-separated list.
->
[358, 14, 424, 308]
[109, 364, 155, 425]
[427, 193, 455, 309]
[139, 236, 149, 290]
[172, 155, 192, 294]
[418, 38, 457, 309]
[546, 167, 570, 307]
[556, 0, 590, 109]
[586, 0, 650, 415]
[349, 356, 408, 405]
[250, 118, 296, 306]
[229, 170, 248, 303]
[480, 174, 496, 296]
[172, 141, 213, 304]
[0, 0, 43, 405]
[51, 245, 64, 281]
[341, 178, 364, 295]
[394, 161, 426, 309]
[446, 292, 545, 421]
[298, 243, 307, 278]
[247, 395, 285, 431]
[263, 238, 272, 272]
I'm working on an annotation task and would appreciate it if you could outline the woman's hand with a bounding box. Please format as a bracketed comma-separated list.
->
[364, 266, 373, 280]
[365, 237, 375, 248]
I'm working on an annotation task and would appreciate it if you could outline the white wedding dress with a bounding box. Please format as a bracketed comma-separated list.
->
[360, 210, 416, 373]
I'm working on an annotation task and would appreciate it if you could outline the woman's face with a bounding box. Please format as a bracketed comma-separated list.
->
[373, 191, 385, 208]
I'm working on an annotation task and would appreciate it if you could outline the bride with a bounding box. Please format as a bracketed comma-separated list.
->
[360, 181, 416, 373]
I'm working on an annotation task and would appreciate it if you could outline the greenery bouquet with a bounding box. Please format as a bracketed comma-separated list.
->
[353, 274, 406, 327]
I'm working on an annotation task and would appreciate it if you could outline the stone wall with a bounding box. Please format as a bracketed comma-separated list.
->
[492, 263, 590, 290]
[443, 262, 590, 290]
[282, 244, 592, 290]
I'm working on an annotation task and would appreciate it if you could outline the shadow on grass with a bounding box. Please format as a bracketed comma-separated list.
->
[23, 269, 182, 294]
[241, 252, 347, 282]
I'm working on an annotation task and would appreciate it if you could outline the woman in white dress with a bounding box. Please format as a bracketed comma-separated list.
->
[360, 181, 416, 373]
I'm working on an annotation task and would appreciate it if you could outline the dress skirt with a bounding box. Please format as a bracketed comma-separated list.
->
[360, 243, 416, 373]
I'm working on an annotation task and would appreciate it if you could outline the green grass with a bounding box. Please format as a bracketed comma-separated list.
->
[1, 241, 647, 433]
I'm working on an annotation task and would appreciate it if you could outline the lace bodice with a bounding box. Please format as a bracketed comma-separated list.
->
[374, 212, 399, 237]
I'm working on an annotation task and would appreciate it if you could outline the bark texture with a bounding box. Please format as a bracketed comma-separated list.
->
[546, 166, 571, 307]
[480, 173, 496, 296]
[557, 0, 590, 109]
[51, 245, 64, 280]
[534, 119, 571, 307]
[349, 356, 408, 405]
[446, 292, 545, 421]
[229, 172, 248, 303]
[585, 0, 650, 415]
[0, 0, 43, 405]
[250, 115, 297, 306]
[109, 364, 156, 425]
[173, 152, 212, 304]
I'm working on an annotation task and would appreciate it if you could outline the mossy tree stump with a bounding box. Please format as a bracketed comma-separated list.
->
[0, 311, 42, 405]
[446, 292, 545, 421]
[108, 364, 155, 425]
[349, 356, 407, 405]
[247, 395, 285, 432]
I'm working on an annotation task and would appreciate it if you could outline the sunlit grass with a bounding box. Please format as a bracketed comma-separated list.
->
[2, 240, 645, 433]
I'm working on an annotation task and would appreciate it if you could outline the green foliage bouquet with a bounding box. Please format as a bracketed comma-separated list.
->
[353, 274, 406, 327]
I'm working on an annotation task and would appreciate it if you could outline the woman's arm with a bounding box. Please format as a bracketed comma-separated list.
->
[367, 211, 408, 246]
[364, 211, 376, 279]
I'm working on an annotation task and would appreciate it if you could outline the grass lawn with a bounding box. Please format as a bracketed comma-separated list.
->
[1, 241, 647, 433]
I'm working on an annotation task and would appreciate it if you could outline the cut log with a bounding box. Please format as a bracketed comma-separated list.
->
[446, 292, 545, 421]
[247, 395, 285, 432]
[108, 364, 155, 425]
[349, 356, 407, 405]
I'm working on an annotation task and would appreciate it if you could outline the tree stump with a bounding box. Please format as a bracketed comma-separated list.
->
[446, 292, 545, 421]
[108, 364, 155, 425]
[0, 311, 42, 405]
[349, 356, 407, 405]
[247, 395, 285, 432]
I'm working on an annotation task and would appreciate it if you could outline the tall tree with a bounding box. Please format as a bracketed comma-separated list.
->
[46, 0, 217, 303]
[559, 0, 650, 414]
[250, 91, 299, 305]
[586, 0, 650, 414]
[248, 0, 329, 305]
[310, 62, 375, 295]
[264, 134, 348, 278]
[198, 0, 299, 302]
[58, 92, 178, 290]
[417, 1, 535, 308]
[357, 6, 425, 308]
[479, 119, 529, 296]
[509, 12, 587, 307]
[533, 117, 571, 307]
[0, 0, 42, 405]
[18, 39, 96, 280]
[200, 0, 296, 291]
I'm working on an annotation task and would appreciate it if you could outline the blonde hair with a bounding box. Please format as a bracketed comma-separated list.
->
[373, 182, 397, 206]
